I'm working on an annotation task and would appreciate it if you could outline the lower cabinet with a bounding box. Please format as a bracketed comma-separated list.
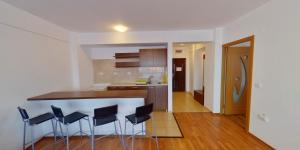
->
[107, 85, 168, 111]
[147, 86, 168, 111]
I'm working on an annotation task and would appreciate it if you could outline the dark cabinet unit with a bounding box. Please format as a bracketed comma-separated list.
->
[146, 85, 168, 111]
[194, 90, 204, 105]
[139, 49, 154, 67]
[139, 48, 167, 67]
[107, 85, 168, 111]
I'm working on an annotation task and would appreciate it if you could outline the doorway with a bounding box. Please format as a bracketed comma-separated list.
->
[173, 58, 186, 91]
[172, 42, 211, 112]
[221, 36, 254, 131]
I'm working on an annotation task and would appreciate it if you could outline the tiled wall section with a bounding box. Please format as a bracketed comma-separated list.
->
[93, 59, 166, 84]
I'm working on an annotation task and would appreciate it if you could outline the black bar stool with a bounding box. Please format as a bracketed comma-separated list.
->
[124, 103, 159, 150]
[17, 107, 56, 150]
[91, 105, 125, 150]
[51, 105, 92, 150]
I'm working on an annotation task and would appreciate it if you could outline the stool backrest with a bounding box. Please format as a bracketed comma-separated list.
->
[51, 105, 64, 118]
[17, 107, 29, 121]
[94, 105, 118, 118]
[135, 103, 153, 117]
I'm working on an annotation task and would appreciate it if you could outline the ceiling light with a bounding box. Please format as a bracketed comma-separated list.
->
[113, 24, 128, 32]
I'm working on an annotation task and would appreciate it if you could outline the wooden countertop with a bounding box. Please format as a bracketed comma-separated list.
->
[28, 90, 147, 101]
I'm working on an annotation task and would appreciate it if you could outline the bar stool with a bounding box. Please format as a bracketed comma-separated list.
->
[17, 107, 56, 150]
[124, 103, 159, 150]
[91, 105, 125, 150]
[51, 105, 92, 150]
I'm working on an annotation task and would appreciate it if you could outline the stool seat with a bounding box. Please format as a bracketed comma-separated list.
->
[125, 114, 150, 124]
[59, 111, 88, 124]
[29, 112, 54, 125]
[93, 115, 117, 126]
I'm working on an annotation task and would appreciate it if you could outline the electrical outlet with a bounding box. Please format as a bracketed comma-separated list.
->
[257, 113, 270, 122]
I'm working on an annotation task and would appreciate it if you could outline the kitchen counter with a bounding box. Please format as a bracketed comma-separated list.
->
[27, 90, 147, 101]
[27, 90, 146, 135]
[109, 83, 168, 87]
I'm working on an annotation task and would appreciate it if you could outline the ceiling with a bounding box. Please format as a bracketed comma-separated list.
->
[2, 0, 269, 32]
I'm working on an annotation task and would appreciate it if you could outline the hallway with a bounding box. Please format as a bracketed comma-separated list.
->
[173, 92, 210, 112]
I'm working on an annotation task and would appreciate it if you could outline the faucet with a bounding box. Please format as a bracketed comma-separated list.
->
[147, 75, 154, 84]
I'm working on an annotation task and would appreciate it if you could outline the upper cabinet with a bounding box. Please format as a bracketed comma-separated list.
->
[139, 48, 167, 67]
[114, 52, 140, 68]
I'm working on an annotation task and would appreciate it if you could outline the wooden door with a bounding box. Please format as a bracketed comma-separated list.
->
[224, 47, 250, 115]
[172, 58, 186, 91]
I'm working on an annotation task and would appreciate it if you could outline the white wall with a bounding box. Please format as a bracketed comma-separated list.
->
[223, 0, 300, 149]
[78, 46, 94, 89]
[189, 47, 194, 93]
[195, 47, 206, 90]
[0, 1, 72, 149]
[202, 42, 215, 111]
[192, 44, 206, 91]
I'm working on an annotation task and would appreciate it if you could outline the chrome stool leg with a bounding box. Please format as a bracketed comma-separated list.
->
[152, 118, 159, 150]
[51, 119, 57, 142]
[79, 120, 83, 144]
[86, 117, 93, 150]
[31, 125, 35, 150]
[23, 122, 27, 150]
[124, 119, 128, 149]
[131, 124, 135, 150]
[114, 120, 125, 149]
[66, 124, 69, 150]
[91, 124, 95, 150]
[118, 120, 125, 150]
[142, 123, 144, 134]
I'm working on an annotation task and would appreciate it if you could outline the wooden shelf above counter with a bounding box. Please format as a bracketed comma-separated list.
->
[115, 52, 139, 58]
[114, 52, 140, 68]
[27, 90, 147, 101]
[113, 48, 167, 68]
[115, 62, 140, 68]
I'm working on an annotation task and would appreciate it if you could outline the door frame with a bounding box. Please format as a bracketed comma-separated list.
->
[220, 35, 255, 132]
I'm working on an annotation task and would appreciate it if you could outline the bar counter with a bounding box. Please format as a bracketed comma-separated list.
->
[27, 90, 147, 136]
[28, 90, 147, 101]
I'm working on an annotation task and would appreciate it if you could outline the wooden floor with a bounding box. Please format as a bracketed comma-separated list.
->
[226, 114, 246, 129]
[146, 112, 182, 137]
[29, 113, 273, 150]
[173, 92, 210, 112]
